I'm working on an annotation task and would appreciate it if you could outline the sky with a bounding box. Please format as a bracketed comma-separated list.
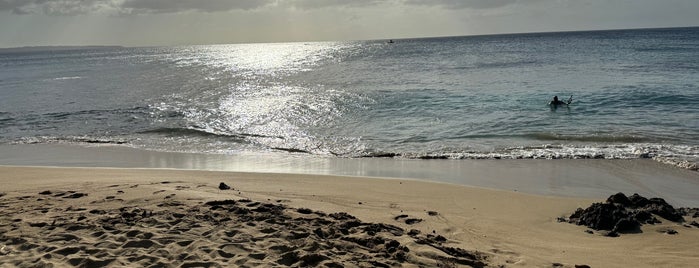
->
[1, 0, 699, 48]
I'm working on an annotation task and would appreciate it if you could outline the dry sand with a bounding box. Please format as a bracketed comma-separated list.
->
[1, 166, 698, 267]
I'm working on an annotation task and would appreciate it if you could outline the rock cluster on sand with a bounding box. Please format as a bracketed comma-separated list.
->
[566, 192, 692, 236]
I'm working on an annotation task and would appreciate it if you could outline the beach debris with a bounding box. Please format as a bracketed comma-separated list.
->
[0, 245, 10, 255]
[427, 211, 439, 216]
[218, 182, 231, 190]
[565, 192, 692, 236]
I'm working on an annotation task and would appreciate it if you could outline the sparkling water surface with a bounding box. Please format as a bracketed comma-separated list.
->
[1, 27, 698, 169]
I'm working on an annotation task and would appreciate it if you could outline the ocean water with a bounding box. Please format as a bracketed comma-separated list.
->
[1, 27, 698, 170]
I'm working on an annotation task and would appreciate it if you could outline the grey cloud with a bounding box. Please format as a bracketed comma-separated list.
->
[404, 0, 519, 9]
[1, 0, 392, 15]
[0, 0, 274, 15]
[0, 0, 32, 11]
[284, 0, 387, 9]
[120, 0, 274, 14]
[1, 0, 118, 15]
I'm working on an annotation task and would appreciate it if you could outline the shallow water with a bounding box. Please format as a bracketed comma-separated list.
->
[1, 27, 698, 169]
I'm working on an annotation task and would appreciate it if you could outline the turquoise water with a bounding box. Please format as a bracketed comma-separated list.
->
[1, 27, 698, 169]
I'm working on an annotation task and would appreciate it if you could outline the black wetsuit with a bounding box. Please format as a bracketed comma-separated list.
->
[550, 100, 568, 106]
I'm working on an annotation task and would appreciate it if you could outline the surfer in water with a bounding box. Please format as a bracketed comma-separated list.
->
[550, 95, 572, 107]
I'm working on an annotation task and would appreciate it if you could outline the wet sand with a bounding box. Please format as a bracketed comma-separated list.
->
[1, 144, 698, 206]
[2, 166, 699, 267]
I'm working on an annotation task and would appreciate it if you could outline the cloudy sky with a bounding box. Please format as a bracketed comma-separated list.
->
[1, 0, 698, 47]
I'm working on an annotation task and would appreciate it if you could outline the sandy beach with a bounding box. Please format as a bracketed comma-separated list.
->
[2, 165, 699, 267]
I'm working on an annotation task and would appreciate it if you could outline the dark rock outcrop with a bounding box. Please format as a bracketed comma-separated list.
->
[567, 193, 690, 235]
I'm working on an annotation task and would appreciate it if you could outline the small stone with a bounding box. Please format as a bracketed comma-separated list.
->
[218, 182, 231, 190]
[665, 229, 678, 235]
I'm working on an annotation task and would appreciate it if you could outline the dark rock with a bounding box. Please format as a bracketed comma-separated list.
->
[645, 198, 683, 222]
[628, 193, 649, 207]
[569, 203, 628, 231]
[218, 182, 231, 190]
[575, 265, 591, 268]
[567, 193, 690, 236]
[632, 210, 657, 224]
[612, 218, 640, 233]
[665, 229, 678, 235]
[385, 239, 401, 250]
[606, 192, 631, 206]
[678, 207, 699, 218]
[605, 231, 619, 237]
[39, 190, 52, 195]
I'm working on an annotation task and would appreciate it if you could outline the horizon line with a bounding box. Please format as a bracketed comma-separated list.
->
[2, 25, 697, 50]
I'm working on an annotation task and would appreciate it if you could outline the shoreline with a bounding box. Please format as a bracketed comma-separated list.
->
[1, 144, 698, 206]
[1, 166, 699, 267]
